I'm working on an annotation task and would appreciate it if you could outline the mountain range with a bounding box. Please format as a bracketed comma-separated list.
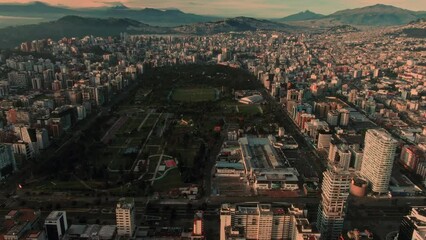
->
[0, 2, 425, 28]
[0, 1, 219, 27]
[0, 2, 425, 48]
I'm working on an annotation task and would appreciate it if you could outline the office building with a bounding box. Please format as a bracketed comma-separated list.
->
[116, 198, 135, 237]
[45, 211, 68, 240]
[317, 164, 352, 240]
[220, 202, 318, 240]
[360, 129, 398, 194]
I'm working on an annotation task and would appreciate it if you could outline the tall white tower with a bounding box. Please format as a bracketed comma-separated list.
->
[360, 128, 397, 194]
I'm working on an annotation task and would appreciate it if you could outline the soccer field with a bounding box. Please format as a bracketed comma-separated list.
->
[172, 88, 217, 102]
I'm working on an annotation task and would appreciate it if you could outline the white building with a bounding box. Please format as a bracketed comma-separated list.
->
[220, 203, 318, 240]
[116, 198, 135, 237]
[360, 128, 398, 194]
[45, 211, 68, 240]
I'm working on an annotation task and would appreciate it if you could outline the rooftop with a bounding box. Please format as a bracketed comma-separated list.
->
[46, 211, 65, 221]
[116, 197, 134, 209]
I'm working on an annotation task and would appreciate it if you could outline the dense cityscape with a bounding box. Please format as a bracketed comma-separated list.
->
[0, 1, 425, 240]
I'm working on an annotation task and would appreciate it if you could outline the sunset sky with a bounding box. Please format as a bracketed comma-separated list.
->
[0, 0, 424, 17]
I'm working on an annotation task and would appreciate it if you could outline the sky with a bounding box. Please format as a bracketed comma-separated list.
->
[0, 0, 424, 18]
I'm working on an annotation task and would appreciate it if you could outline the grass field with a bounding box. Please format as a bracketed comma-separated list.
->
[172, 88, 217, 102]
[237, 104, 263, 115]
[153, 168, 184, 191]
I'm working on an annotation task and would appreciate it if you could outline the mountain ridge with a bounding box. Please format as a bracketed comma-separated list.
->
[279, 10, 325, 21]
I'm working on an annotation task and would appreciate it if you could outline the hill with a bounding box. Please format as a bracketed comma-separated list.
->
[279, 10, 324, 22]
[328, 4, 420, 26]
[174, 17, 296, 35]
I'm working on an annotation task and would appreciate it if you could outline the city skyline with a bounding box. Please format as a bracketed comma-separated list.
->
[0, 0, 424, 18]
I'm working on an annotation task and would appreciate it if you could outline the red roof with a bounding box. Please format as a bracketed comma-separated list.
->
[165, 159, 177, 168]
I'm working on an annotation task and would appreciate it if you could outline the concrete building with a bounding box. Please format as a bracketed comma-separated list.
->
[220, 202, 318, 240]
[116, 198, 135, 237]
[238, 136, 300, 191]
[326, 110, 340, 126]
[360, 129, 398, 194]
[400, 145, 424, 172]
[36, 128, 50, 150]
[63, 225, 117, 240]
[317, 164, 352, 240]
[398, 206, 426, 240]
[292, 218, 321, 240]
[339, 109, 350, 127]
[45, 211, 68, 240]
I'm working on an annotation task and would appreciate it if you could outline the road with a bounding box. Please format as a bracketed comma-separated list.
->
[262, 90, 326, 178]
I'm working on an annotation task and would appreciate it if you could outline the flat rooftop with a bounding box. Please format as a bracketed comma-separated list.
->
[239, 136, 283, 171]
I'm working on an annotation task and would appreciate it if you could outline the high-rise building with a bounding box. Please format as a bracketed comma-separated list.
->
[44, 211, 68, 240]
[0, 144, 17, 179]
[338, 109, 350, 127]
[326, 110, 340, 127]
[398, 206, 426, 240]
[220, 202, 319, 240]
[192, 211, 205, 239]
[360, 128, 398, 194]
[317, 164, 352, 240]
[116, 198, 135, 237]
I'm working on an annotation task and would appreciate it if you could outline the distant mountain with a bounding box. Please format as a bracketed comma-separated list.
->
[107, 3, 129, 11]
[97, 7, 219, 27]
[174, 17, 296, 35]
[0, 16, 171, 48]
[328, 4, 420, 26]
[0, 1, 75, 16]
[0, 1, 220, 27]
[279, 10, 324, 22]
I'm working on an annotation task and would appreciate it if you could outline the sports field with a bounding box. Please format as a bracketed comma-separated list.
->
[237, 104, 263, 115]
[172, 88, 217, 102]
